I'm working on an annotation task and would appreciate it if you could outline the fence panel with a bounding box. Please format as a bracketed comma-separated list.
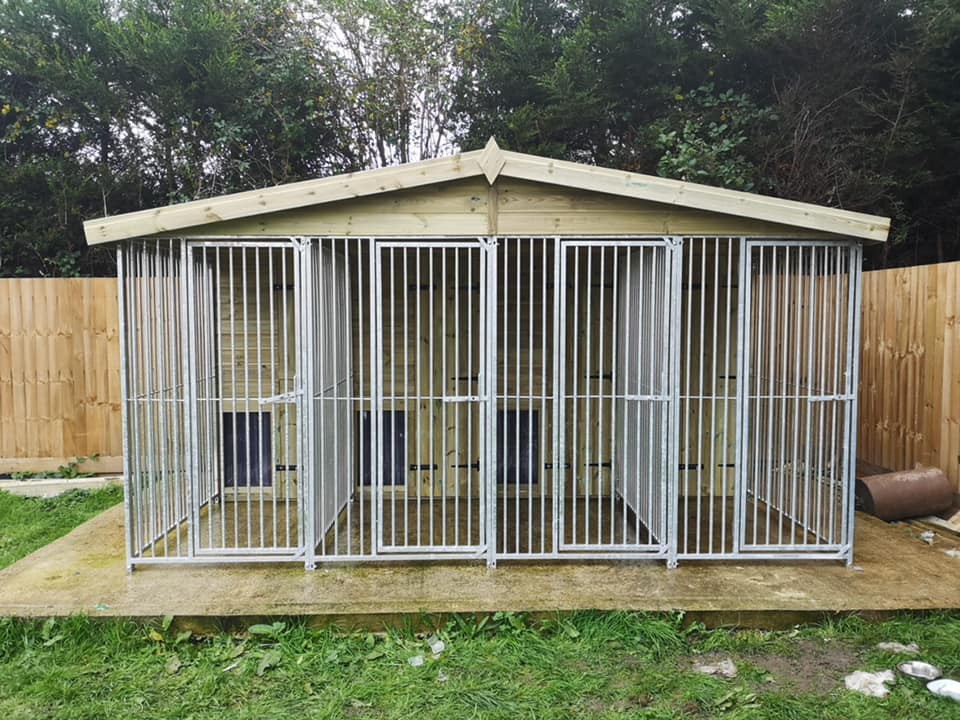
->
[0, 278, 122, 473]
[859, 260, 960, 492]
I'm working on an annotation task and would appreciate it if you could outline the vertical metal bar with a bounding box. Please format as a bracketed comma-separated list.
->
[620, 248, 631, 546]
[321, 242, 329, 555]
[608, 247, 618, 545]
[233, 248, 245, 548]
[695, 238, 706, 552]
[205, 248, 217, 549]
[441, 247, 448, 547]
[453, 247, 461, 546]
[814, 246, 829, 542]
[764, 247, 778, 545]
[551, 237, 564, 556]
[570, 247, 580, 544]
[141, 242, 158, 556]
[776, 247, 792, 544]
[514, 237, 521, 554]
[239, 249, 251, 547]
[633, 248, 645, 544]
[342, 239, 353, 556]
[157, 242, 171, 556]
[267, 249, 277, 548]
[828, 245, 844, 543]
[527, 239, 534, 553]
[501, 238, 508, 553]
[330, 242, 341, 555]
[752, 245, 765, 544]
[645, 247, 657, 542]
[540, 237, 548, 554]
[583, 247, 592, 546]
[707, 238, 721, 553]
[166, 243, 182, 556]
[300, 239, 316, 567]
[667, 237, 684, 566]
[682, 239, 694, 553]
[280, 249, 291, 548]
[369, 237, 380, 557]
[596, 245, 605, 545]
[253, 247, 265, 548]
[128, 245, 143, 557]
[391, 246, 398, 547]
[117, 246, 135, 567]
[733, 238, 750, 554]
[413, 247, 419, 547]
[182, 241, 197, 559]
[802, 246, 817, 542]
[215, 248, 226, 550]
[824, 246, 838, 543]
[843, 243, 863, 562]
[362, 240, 371, 555]
[790, 246, 803, 546]
[466, 248, 473, 545]
[721, 238, 734, 553]
[429, 247, 436, 546]
[485, 237, 498, 566]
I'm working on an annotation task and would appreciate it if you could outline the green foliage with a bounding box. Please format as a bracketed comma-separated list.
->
[10, 454, 100, 480]
[1, 0, 959, 272]
[654, 85, 775, 191]
[454, 0, 960, 266]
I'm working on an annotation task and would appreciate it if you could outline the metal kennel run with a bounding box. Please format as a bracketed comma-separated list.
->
[116, 233, 861, 570]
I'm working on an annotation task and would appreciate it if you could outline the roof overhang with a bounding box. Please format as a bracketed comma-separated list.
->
[83, 138, 891, 245]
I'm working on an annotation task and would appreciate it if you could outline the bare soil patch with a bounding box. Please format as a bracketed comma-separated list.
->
[749, 640, 860, 695]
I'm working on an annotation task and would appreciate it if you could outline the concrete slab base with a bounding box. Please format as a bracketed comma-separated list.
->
[0, 506, 957, 629]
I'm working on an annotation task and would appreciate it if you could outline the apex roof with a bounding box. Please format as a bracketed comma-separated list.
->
[83, 138, 890, 245]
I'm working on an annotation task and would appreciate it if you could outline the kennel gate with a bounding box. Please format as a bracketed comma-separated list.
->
[117, 235, 859, 569]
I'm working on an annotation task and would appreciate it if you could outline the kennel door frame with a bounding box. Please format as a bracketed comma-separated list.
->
[734, 238, 862, 561]
[372, 238, 494, 558]
[554, 237, 683, 560]
[183, 239, 309, 561]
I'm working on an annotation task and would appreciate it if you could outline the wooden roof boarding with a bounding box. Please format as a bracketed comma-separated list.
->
[83, 138, 891, 245]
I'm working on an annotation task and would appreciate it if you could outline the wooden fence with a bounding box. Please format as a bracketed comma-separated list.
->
[0, 278, 122, 474]
[1, 262, 958, 488]
[859, 260, 960, 491]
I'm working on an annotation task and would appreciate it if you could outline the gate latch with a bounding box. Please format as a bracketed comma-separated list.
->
[259, 389, 302, 405]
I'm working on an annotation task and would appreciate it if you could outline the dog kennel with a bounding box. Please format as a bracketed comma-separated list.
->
[84, 140, 889, 569]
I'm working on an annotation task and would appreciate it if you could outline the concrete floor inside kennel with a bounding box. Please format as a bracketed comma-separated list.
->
[1, 503, 958, 629]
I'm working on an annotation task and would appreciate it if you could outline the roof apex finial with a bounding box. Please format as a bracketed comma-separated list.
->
[477, 137, 506, 185]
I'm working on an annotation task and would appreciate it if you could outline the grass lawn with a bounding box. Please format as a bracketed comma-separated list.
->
[1, 488, 959, 718]
[1, 612, 959, 719]
[0, 486, 123, 571]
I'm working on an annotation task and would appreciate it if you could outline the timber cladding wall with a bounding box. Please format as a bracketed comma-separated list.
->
[0, 278, 122, 474]
[859, 260, 960, 491]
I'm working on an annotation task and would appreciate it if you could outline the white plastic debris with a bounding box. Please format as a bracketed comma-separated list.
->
[927, 678, 960, 702]
[877, 641, 920, 654]
[408, 654, 424, 667]
[693, 658, 738, 679]
[437, 670, 449, 683]
[920, 530, 936, 545]
[428, 636, 445, 658]
[898, 661, 941, 680]
[844, 670, 896, 698]
[944, 548, 960, 559]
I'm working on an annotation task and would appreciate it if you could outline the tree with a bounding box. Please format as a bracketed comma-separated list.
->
[0, 0, 352, 276]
